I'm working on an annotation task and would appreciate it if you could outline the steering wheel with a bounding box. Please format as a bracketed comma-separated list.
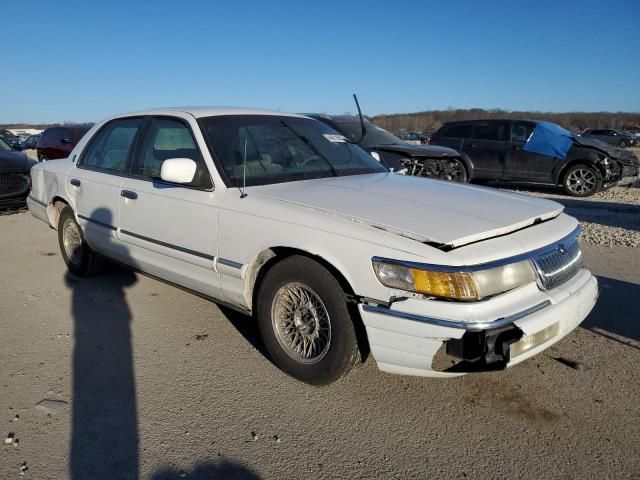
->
[300, 155, 325, 168]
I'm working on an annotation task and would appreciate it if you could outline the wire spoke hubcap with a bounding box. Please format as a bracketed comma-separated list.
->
[63, 219, 83, 265]
[567, 169, 596, 194]
[271, 283, 332, 364]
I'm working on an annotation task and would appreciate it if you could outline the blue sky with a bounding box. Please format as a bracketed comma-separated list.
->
[2, 0, 639, 123]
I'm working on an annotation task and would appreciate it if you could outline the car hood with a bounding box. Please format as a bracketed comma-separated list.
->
[375, 143, 460, 158]
[252, 173, 564, 248]
[573, 137, 639, 166]
[0, 151, 36, 173]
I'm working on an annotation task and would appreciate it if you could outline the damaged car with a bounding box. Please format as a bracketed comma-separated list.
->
[429, 119, 640, 196]
[307, 114, 467, 181]
[28, 108, 598, 384]
[1, 136, 36, 208]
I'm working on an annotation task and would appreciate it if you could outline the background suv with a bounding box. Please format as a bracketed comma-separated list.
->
[36, 125, 90, 161]
[429, 119, 639, 196]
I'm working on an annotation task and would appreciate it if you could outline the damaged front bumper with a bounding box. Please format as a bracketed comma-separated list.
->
[358, 269, 598, 378]
[601, 161, 639, 189]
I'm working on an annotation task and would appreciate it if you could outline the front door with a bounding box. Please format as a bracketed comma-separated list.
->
[504, 121, 555, 182]
[118, 115, 222, 299]
[68, 117, 144, 262]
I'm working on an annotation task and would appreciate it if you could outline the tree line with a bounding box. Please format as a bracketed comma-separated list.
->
[370, 109, 640, 134]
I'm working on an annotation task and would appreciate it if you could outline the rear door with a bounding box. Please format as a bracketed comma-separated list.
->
[504, 121, 555, 182]
[433, 123, 473, 152]
[461, 121, 509, 179]
[68, 117, 144, 261]
[118, 115, 222, 298]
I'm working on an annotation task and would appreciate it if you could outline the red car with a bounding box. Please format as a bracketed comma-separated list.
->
[36, 125, 91, 161]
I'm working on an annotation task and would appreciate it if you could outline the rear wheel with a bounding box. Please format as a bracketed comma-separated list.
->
[256, 255, 359, 385]
[562, 163, 602, 197]
[58, 206, 105, 276]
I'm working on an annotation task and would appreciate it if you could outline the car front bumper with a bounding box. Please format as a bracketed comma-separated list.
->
[358, 269, 598, 378]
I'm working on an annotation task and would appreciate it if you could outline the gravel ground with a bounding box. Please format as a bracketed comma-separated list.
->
[1, 212, 639, 479]
[501, 185, 640, 248]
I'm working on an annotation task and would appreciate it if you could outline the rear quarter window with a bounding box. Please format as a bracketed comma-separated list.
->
[441, 124, 473, 139]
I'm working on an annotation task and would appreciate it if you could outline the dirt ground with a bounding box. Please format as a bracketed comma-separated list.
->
[1, 208, 639, 479]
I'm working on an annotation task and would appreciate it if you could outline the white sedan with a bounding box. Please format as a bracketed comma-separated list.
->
[27, 107, 598, 384]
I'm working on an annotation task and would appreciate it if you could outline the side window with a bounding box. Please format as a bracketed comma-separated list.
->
[472, 123, 507, 141]
[442, 124, 473, 139]
[79, 118, 143, 171]
[133, 117, 212, 189]
[511, 122, 534, 143]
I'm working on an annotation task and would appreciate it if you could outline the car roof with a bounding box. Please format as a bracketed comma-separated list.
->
[305, 114, 366, 124]
[443, 118, 544, 126]
[108, 107, 308, 121]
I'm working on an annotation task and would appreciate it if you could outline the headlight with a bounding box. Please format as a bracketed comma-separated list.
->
[372, 259, 537, 301]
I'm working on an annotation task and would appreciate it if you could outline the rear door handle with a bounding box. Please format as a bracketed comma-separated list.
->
[70, 178, 81, 187]
[120, 190, 138, 200]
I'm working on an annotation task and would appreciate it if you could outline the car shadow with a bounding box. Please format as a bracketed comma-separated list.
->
[217, 306, 271, 359]
[150, 458, 261, 479]
[582, 276, 640, 349]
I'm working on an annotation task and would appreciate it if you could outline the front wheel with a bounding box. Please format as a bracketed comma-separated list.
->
[619, 139, 630, 148]
[58, 206, 106, 276]
[256, 255, 359, 385]
[417, 158, 468, 182]
[562, 163, 602, 197]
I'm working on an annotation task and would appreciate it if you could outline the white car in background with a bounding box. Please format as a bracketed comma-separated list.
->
[27, 107, 598, 384]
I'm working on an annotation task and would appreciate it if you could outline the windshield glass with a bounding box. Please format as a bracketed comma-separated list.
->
[0, 137, 12, 151]
[200, 115, 388, 187]
[334, 120, 401, 147]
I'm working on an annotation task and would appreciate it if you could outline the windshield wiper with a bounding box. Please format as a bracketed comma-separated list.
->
[280, 121, 338, 177]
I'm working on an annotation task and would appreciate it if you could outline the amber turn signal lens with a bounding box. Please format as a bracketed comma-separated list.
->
[410, 269, 478, 300]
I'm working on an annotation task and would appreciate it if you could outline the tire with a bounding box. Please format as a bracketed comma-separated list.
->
[256, 255, 359, 385]
[619, 139, 629, 148]
[38, 153, 47, 162]
[418, 158, 468, 183]
[562, 163, 602, 197]
[58, 206, 105, 276]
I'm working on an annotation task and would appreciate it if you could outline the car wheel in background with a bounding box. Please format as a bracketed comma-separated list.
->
[57, 206, 105, 276]
[38, 153, 47, 162]
[256, 255, 359, 385]
[439, 158, 468, 182]
[562, 163, 602, 197]
[619, 139, 630, 148]
[417, 158, 468, 182]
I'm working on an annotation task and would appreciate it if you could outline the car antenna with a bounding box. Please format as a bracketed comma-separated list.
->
[240, 138, 248, 198]
[352, 93, 382, 167]
[352, 93, 367, 144]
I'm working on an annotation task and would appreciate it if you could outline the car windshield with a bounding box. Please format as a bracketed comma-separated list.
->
[334, 120, 401, 147]
[0, 137, 12, 151]
[200, 115, 388, 187]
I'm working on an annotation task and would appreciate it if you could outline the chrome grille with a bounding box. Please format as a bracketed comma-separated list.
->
[0, 174, 30, 198]
[532, 238, 583, 290]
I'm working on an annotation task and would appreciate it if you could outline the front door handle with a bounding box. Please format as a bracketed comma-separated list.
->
[70, 178, 81, 187]
[120, 190, 138, 200]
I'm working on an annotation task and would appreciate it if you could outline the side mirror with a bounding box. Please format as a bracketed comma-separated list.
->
[160, 158, 197, 184]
